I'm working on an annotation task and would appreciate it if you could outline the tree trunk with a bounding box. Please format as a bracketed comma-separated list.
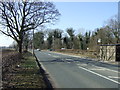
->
[18, 40, 22, 53]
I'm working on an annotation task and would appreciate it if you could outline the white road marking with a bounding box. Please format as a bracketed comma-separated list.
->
[66, 59, 72, 60]
[92, 65, 119, 73]
[50, 52, 119, 72]
[106, 69, 119, 73]
[77, 63, 87, 66]
[78, 66, 120, 84]
[48, 54, 51, 56]
[48, 53, 60, 58]
[48, 54, 59, 58]
[89, 66, 106, 70]
[67, 62, 71, 63]
[108, 76, 120, 79]
[89, 68, 106, 70]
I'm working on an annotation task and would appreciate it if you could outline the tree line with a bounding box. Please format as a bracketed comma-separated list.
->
[0, 1, 119, 53]
[26, 15, 120, 51]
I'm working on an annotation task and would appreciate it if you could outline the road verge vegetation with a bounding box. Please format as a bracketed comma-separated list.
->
[2, 50, 46, 88]
[54, 49, 99, 59]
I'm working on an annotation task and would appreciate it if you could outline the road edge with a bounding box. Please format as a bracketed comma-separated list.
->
[49, 51, 120, 67]
[33, 52, 56, 89]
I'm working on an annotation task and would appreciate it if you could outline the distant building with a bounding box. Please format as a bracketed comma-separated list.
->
[99, 44, 120, 61]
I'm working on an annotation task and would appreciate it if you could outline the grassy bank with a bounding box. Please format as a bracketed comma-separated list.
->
[54, 49, 99, 59]
[3, 51, 46, 88]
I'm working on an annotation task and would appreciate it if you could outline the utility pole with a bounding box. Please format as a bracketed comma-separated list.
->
[118, 1, 120, 43]
[32, 29, 34, 55]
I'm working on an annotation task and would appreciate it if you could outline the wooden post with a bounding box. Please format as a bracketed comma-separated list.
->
[32, 29, 34, 55]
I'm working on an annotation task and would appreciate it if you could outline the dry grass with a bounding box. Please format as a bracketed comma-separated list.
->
[54, 49, 99, 59]
[2, 51, 46, 89]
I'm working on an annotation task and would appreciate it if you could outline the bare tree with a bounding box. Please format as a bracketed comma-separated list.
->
[23, 31, 31, 51]
[47, 31, 53, 49]
[0, 0, 60, 53]
[52, 29, 62, 49]
[106, 15, 120, 43]
[66, 28, 75, 49]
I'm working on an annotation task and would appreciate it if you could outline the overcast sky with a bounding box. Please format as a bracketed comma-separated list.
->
[0, 2, 118, 47]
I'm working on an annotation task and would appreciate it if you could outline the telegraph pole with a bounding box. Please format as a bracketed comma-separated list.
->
[32, 29, 34, 55]
[118, 1, 120, 43]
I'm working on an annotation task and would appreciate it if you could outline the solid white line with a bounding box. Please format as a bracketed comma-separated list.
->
[108, 76, 120, 79]
[106, 68, 119, 73]
[92, 65, 119, 73]
[78, 66, 120, 84]
[89, 68, 106, 70]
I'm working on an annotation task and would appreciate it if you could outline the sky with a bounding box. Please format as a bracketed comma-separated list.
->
[0, 2, 118, 47]
[50, 2, 118, 34]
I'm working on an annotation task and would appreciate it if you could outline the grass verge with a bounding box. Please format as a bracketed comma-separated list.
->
[7, 52, 46, 88]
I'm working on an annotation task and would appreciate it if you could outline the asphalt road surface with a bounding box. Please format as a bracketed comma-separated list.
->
[34, 50, 120, 88]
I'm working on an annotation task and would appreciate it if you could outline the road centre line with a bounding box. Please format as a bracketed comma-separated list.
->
[78, 66, 120, 84]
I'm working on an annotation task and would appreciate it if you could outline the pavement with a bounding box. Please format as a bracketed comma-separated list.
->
[34, 50, 120, 88]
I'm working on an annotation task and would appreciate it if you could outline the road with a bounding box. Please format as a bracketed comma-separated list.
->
[34, 50, 120, 88]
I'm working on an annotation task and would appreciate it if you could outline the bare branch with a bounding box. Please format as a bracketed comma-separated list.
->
[0, 1, 60, 53]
